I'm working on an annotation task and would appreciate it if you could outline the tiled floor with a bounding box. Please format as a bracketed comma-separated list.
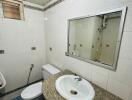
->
[12, 95, 45, 100]
[11, 96, 23, 100]
[0, 89, 23, 100]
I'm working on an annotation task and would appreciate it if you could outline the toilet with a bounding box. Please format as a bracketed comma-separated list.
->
[21, 64, 60, 100]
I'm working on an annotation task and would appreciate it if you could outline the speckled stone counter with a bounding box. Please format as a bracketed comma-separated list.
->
[42, 70, 122, 100]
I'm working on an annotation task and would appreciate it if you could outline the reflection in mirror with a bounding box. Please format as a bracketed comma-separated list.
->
[67, 8, 127, 70]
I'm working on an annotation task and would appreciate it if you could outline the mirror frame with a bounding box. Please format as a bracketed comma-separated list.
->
[66, 7, 127, 71]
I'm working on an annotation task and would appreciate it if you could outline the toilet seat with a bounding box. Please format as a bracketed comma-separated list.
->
[21, 82, 42, 100]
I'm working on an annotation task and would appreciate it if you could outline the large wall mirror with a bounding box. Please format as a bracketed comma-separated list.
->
[66, 7, 127, 71]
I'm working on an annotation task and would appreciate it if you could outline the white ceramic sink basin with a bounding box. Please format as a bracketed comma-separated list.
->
[0, 72, 6, 90]
[55, 75, 95, 100]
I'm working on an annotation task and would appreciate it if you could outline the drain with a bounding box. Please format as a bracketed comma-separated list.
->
[70, 90, 78, 95]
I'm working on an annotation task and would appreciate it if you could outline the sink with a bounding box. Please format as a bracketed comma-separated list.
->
[55, 75, 95, 100]
[0, 72, 6, 90]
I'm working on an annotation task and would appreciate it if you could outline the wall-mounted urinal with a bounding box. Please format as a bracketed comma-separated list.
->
[0, 72, 6, 90]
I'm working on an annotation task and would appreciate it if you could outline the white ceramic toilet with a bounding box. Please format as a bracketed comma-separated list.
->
[21, 64, 60, 100]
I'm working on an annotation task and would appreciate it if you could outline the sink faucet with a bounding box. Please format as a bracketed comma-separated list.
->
[75, 76, 82, 81]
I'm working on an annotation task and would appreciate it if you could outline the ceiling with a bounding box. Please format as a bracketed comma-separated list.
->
[24, 0, 51, 6]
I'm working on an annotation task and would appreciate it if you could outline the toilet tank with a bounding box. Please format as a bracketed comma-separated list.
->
[42, 64, 60, 80]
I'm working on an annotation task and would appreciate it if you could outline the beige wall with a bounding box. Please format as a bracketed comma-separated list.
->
[0, 5, 46, 93]
[44, 0, 132, 99]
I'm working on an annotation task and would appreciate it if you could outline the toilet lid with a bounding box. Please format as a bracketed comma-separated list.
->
[21, 82, 42, 100]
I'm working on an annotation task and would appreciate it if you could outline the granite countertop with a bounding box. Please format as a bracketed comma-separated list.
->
[42, 70, 122, 100]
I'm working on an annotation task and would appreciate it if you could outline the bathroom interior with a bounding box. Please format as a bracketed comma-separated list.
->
[0, 0, 132, 100]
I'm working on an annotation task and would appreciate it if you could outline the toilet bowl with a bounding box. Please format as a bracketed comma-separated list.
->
[21, 82, 42, 100]
[21, 64, 60, 100]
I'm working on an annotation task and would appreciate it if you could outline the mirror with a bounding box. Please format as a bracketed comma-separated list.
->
[66, 7, 127, 71]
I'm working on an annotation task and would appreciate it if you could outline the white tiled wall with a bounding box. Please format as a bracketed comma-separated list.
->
[0, 1, 3, 18]
[128, 89, 132, 100]
[92, 66, 109, 89]
[44, 0, 132, 99]
[0, 6, 46, 94]
[107, 79, 131, 100]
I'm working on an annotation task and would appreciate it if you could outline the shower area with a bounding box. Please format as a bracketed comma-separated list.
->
[91, 12, 122, 65]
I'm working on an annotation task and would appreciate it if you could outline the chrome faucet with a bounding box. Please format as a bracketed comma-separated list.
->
[75, 76, 82, 81]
